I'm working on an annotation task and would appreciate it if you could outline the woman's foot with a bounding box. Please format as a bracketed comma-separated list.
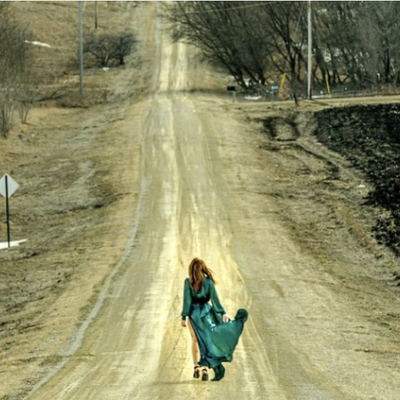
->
[212, 364, 225, 381]
[193, 365, 200, 379]
[201, 367, 209, 381]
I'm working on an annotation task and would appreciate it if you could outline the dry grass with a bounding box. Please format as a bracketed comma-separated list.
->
[12, 1, 141, 107]
[0, 2, 153, 398]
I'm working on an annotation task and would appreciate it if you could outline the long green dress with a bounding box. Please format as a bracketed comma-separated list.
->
[181, 277, 248, 369]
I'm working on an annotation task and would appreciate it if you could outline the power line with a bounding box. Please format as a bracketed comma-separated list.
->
[180, 2, 266, 15]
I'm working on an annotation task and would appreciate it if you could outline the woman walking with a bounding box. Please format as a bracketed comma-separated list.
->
[181, 257, 248, 381]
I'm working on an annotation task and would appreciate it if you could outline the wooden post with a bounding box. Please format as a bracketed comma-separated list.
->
[5, 176, 10, 247]
[95, 1, 98, 29]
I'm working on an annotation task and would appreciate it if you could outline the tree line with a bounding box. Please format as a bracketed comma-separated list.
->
[164, 1, 400, 94]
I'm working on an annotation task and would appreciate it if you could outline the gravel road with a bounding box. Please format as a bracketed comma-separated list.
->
[15, 4, 400, 400]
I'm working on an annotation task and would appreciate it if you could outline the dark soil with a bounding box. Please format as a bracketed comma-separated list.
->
[313, 104, 400, 255]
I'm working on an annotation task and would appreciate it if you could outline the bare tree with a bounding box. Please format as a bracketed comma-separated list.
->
[165, 2, 274, 89]
[0, 2, 32, 136]
[84, 32, 137, 67]
[311, 2, 400, 89]
[310, 2, 368, 87]
[17, 84, 39, 124]
[358, 2, 400, 85]
[84, 34, 115, 67]
[258, 2, 307, 84]
[165, 2, 310, 91]
[112, 32, 137, 65]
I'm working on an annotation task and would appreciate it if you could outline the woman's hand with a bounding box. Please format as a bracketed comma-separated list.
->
[181, 318, 187, 327]
[222, 313, 230, 323]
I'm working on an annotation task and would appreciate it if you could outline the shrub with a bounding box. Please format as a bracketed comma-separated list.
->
[83, 32, 137, 67]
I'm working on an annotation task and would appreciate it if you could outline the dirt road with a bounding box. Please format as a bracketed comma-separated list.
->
[18, 3, 400, 400]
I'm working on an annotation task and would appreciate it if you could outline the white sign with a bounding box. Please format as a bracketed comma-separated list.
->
[0, 174, 19, 199]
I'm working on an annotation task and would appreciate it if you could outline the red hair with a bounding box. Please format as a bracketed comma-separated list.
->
[188, 257, 216, 292]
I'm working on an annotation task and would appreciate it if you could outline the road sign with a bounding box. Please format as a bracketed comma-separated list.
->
[227, 86, 237, 92]
[0, 174, 19, 248]
[271, 85, 279, 90]
[0, 174, 19, 198]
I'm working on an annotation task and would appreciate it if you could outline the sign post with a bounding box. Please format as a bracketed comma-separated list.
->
[5, 176, 10, 247]
[227, 86, 238, 103]
[271, 85, 279, 101]
[0, 174, 19, 248]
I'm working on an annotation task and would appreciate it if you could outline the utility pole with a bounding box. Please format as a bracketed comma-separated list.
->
[307, 0, 312, 100]
[79, 1, 84, 101]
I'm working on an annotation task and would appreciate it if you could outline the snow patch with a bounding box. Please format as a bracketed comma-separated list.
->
[0, 239, 27, 250]
[25, 40, 51, 48]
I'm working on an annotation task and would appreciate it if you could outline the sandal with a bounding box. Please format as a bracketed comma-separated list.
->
[201, 367, 209, 381]
[193, 365, 200, 379]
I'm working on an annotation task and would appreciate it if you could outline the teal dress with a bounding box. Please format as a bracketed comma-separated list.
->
[181, 277, 248, 369]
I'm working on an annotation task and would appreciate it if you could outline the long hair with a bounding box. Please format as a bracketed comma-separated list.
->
[188, 257, 216, 293]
